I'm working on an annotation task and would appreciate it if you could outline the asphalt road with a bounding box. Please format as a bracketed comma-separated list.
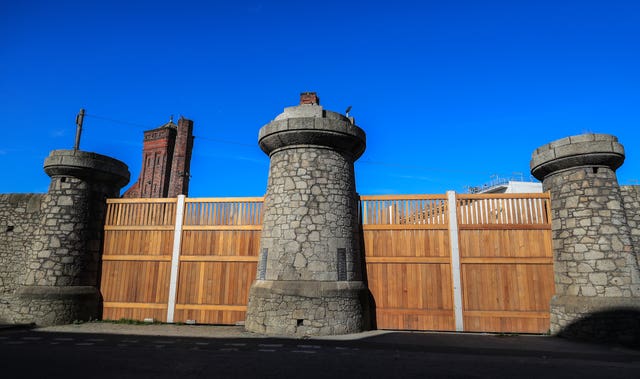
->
[1, 328, 638, 378]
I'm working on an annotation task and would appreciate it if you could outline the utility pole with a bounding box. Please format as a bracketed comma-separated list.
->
[74, 108, 85, 151]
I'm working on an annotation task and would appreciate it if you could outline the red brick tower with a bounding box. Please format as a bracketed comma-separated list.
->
[168, 117, 194, 197]
[123, 117, 194, 198]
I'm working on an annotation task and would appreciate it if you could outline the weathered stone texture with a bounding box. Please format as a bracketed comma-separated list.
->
[543, 168, 639, 299]
[259, 147, 361, 282]
[246, 281, 368, 336]
[0, 194, 43, 321]
[22, 176, 117, 288]
[621, 185, 640, 260]
[531, 133, 640, 344]
[245, 98, 370, 336]
[1, 150, 129, 325]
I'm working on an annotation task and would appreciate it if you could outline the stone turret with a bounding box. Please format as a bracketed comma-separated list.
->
[531, 134, 640, 343]
[15, 150, 129, 325]
[245, 93, 370, 336]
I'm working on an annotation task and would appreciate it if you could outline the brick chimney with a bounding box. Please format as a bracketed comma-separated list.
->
[299, 92, 319, 105]
[168, 117, 194, 197]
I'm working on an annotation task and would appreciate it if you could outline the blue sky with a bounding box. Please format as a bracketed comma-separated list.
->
[1, 0, 639, 197]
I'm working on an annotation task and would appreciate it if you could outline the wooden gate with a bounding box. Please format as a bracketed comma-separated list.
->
[361, 195, 455, 331]
[456, 194, 554, 333]
[361, 192, 554, 333]
[101, 197, 262, 324]
[101, 198, 176, 321]
[101, 192, 553, 333]
[175, 198, 262, 324]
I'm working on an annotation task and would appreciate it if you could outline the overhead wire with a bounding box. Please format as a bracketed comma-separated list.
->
[83, 112, 494, 175]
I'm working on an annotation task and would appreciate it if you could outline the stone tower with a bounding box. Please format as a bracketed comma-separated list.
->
[123, 116, 194, 198]
[245, 92, 370, 336]
[531, 134, 640, 342]
[15, 150, 129, 325]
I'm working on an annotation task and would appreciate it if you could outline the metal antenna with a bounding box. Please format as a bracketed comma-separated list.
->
[74, 108, 85, 151]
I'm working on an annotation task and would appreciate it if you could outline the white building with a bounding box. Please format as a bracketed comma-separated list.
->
[468, 176, 543, 194]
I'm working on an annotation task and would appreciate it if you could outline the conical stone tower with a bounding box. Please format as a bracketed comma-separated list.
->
[531, 134, 640, 343]
[245, 93, 370, 336]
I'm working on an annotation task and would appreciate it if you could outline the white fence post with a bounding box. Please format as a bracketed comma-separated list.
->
[166, 195, 186, 323]
[447, 190, 464, 332]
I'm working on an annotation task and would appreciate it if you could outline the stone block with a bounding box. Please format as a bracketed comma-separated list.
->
[588, 272, 607, 285]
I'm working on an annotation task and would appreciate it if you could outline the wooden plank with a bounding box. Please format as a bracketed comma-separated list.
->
[459, 224, 550, 230]
[366, 257, 451, 264]
[103, 302, 167, 309]
[463, 316, 550, 334]
[105, 225, 175, 231]
[374, 310, 455, 331]
[376, 308, 453, 316]
[464, 311, 550, 319]
[102, 308, 168, 323]
[456, 193, 550, 200]
[182, 225, 262, 231]
[103, 230, 174, 256]
[180, 256, 259, 262]
[181, 230, 261, 256]
[107, 198, 178, 204]
[461, 264, 554, 313]
[362, 224, 448, 230]
[459, 229, 552, 259]
[364, 229, 450, 258]
[100, 260, 171, 306]
[461, 257, 553, 264]
[102, 255, 172, 261]
[175, 304, 247, 311]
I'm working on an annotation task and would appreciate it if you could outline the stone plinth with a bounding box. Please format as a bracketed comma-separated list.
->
[245, 98, 370, 336]
[531, 134, 640, 344]
[15, 150, 129, 325]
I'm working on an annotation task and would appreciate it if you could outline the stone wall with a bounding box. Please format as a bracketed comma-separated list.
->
[543, 167, 636, 300]
[259, 147, 361, 282]
[621, 185, 640, 259]
[0, 194, 43, 320]
[23, 176, 115, 288]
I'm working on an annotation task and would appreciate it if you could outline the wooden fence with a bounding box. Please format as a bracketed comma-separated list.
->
[101, 197, 263, 324]
[100, 192, 553, 333]
[361, 192, 554, 333]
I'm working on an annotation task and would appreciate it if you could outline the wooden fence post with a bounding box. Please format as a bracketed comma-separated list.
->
[447, 190, 464, 332]
[166, 195, 186, 323]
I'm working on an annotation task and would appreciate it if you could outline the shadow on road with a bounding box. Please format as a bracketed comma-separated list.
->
[557, 309, 640, 349]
